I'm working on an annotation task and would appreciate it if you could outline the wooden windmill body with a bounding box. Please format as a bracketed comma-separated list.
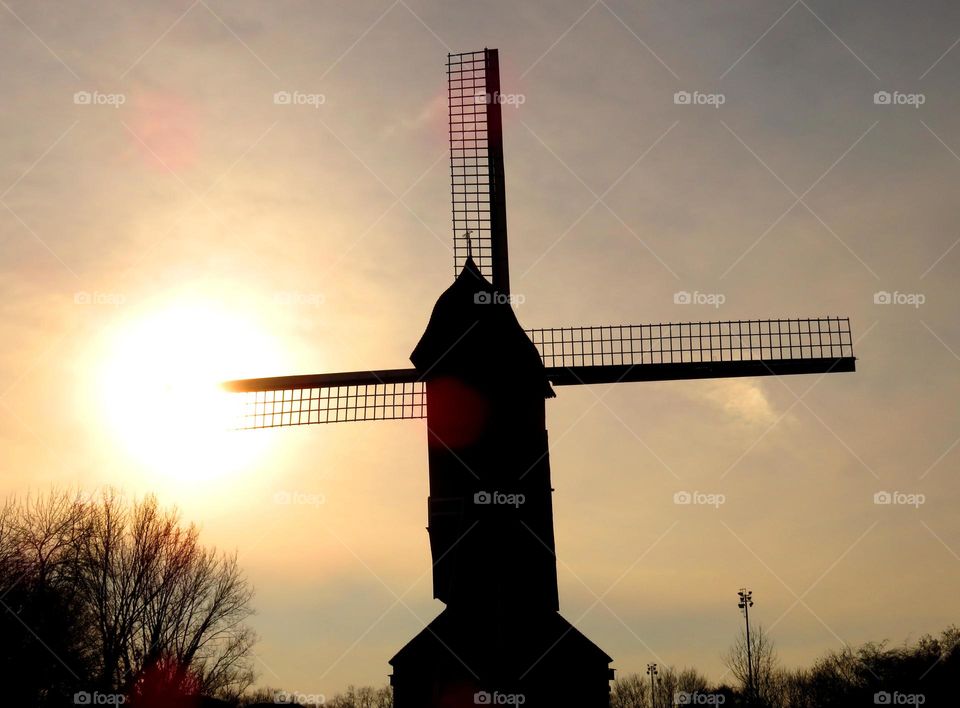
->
[226, 49, 856, 707]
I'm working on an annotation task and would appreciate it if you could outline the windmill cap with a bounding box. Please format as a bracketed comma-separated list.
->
[410, 259, 550, 397]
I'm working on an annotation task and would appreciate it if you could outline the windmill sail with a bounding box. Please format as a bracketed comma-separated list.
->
[530, 317, 856, 385]
[222, 318, 854, 428]
[448, 49, 510, 293]
[222, 369, 424, 429]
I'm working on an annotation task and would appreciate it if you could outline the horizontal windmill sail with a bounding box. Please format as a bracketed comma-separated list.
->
[534, 317, 856, 385]
[223, 369, 425, 429]
[222, 318, 854, 429]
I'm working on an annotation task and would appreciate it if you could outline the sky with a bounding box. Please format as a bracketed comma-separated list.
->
[2, 0, 959, 697]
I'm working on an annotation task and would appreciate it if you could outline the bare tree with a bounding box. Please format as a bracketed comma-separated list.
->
[241, 685, 286, 705]
[723, 623, 779, 705]
[0, 489, 257, 704]
[612, 667, 713, 708]
[0, 491, 94, 706]
[611, 672, 649, 708]
[80, 490, 256, 699]
[771, 667, 815, 708]
[326, 684, 393, 708]
[658, 666, 713, 706]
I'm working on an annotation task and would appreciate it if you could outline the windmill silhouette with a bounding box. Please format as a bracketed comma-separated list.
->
[224, 49, 856, 708]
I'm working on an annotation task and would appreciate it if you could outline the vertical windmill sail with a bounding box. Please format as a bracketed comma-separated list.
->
[448, 49, 510, 294]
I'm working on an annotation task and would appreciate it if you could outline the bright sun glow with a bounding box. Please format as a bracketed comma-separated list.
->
[95, 301, 285, 487]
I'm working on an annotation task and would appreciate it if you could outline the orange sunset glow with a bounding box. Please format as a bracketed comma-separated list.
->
[2, 2, 959, 706]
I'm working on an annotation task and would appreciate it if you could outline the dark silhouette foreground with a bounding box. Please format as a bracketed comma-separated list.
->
[0, 490, 256, 707]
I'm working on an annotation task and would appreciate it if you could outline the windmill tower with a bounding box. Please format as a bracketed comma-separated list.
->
[224, 49, 856, 708]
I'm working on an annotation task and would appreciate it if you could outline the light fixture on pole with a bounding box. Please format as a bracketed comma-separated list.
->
[646, 662, 659, 708]
[738, 588, 755, 704]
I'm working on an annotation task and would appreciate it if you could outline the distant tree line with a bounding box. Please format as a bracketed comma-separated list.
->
[238, 625, 958, 708]
[610, 624, 959, 708]
[0, 490, 256, 707]
[3, 490, 956, 708]
[242, 684, 392, 707]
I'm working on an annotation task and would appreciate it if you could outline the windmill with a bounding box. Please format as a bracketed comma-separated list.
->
[224, 49, 856, 707]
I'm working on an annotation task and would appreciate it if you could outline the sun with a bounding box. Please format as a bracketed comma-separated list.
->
[95, 300, 286, 488]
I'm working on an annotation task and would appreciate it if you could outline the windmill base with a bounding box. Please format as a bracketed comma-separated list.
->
[389, 608, 613, 708]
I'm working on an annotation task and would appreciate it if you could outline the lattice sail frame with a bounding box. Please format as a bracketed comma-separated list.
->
[225, 319, 854, 429]
[448, 49, 509, 291]
[233, 381, 426, 430]
[529, 318, 853, 368]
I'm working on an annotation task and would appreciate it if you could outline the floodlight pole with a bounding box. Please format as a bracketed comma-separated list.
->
[738, 588, 755, 705]
[646, 662, 658, 708]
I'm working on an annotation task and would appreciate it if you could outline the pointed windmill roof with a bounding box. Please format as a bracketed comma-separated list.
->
[410, 259, 553, 398]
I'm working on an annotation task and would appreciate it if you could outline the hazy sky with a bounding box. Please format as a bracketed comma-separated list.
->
[2, 0, 959, 697]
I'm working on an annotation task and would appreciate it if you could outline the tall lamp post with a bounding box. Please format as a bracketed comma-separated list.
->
[738, 588, 755, 705]
[646, 662, 658, 708]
